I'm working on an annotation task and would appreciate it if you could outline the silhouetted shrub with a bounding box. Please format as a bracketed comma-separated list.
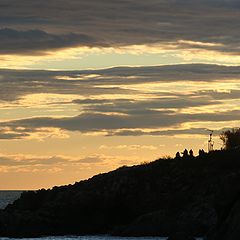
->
[220, 128, 240, 150]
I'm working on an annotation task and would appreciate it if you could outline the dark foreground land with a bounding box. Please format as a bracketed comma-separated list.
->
[1, 149, 240, 239]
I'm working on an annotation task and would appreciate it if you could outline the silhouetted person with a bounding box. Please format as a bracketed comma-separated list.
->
[182, 149, 188, 158]
[189, 149, 194, 158]
[175, 152, 181, 159]
[198, 149, 205, 157]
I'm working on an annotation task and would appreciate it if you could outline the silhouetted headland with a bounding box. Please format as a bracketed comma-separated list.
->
[1, 148, 240, 239]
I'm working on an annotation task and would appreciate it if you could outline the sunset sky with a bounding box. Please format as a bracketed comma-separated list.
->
[1, 0, 240, 190]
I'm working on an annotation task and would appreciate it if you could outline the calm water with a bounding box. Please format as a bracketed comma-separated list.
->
[0, 237, 168, 240]
[0, 191, 22, 209]
[0, 236, 203, 240]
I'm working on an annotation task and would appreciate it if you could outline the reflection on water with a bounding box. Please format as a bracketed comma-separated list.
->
[0, 236, 204, 240]
[0, 237, 167, 240]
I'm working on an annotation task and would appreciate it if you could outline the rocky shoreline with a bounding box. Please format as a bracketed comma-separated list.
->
[1, 149, 240, 239]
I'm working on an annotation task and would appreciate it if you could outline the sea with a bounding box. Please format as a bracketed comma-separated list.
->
[0, 191, 23, 209]
[0, 237, 170, 240]
[0, 191, 203, 240]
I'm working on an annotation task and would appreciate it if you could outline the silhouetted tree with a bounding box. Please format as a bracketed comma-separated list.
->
[220, 128, 240, 150]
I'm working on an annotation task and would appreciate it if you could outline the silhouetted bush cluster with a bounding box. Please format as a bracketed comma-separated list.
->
[220, 128, 240, 150]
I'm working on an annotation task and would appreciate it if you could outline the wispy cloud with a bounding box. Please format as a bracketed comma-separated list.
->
[0, 64, 239, 101]
[0, 64, 239, 139]
[0, 153, 108, 173]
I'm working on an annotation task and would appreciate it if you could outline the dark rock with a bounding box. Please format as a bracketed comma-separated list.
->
[207, 195, 240, 240]
[115, 203, 216, 237]
[167, 232, 195, 240]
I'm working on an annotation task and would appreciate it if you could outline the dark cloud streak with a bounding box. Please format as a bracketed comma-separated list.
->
[0, 28, 102, 55]
[0, 0, 239, 55]
[0, 64, 239, 139]
[2, 110, 240, 137]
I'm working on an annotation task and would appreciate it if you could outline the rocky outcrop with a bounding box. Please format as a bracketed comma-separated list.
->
[167, 232, 195, 240]
[0, 149, 240, 238]
[114, 202, 217, 237]
[207, 194, 240, 240]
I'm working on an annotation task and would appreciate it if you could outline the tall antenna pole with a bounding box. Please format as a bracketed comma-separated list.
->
[207, 129, 214, 152]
